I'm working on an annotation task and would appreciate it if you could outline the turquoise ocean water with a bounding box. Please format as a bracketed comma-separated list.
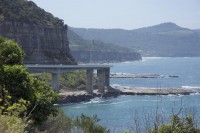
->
[62, 57, 200, 132]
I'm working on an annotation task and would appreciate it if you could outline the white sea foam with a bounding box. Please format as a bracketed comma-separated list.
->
[72, 105, 88, 109]
[122, 61, 132, 63]
[83, 97, 105, 104]
[167, 94, 176, 97]
[142, 57, 162, 61]
[190, 92, 200, 95]
[111, 84, 124, 89]
[109, 100, 132, 105]
[181, 86, 200, 89]
[90, 97, 104, 103]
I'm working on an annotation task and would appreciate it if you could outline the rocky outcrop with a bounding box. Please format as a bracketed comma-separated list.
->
[0, 21, 76, 64]
[71, 50, 142, 63]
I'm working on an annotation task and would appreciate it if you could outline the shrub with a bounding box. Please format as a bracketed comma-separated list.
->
[0, 115, 26, 133]
[148, 115, 200, 133]
[73, 113, 109, 133]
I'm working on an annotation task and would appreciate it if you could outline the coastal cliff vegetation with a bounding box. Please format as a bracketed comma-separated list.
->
[0, 0, 63, 26]
[0, 0, 76, 65]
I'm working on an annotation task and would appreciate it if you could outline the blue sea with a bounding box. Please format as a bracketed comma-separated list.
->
[62, 57, 200, 132]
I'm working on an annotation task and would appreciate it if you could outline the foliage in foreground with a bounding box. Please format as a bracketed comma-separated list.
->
[0, 115, 26, 133]
[0, 36, 58, 125]
[73, 113, 108, 133]
[0, 36, 108, 132]
[149, 115, 200, 133]
[37, 111, 108, 133]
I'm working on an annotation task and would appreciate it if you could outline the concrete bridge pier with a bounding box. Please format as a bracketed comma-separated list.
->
[51, 73, 60, 92]
[26, 64, 111, 93]
[97, 69, 106, 93]
[105, 68, 110, 87]
[86, 69, 93, 95]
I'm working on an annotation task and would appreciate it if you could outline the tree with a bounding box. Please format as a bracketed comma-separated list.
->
[28, 78, 58, 124]
[0, 36, 24, 65]
[0, 65, 32, 103]
[0, 36, 58, 125]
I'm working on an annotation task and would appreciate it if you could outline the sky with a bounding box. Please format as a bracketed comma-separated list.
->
[31, 0, 200, 30]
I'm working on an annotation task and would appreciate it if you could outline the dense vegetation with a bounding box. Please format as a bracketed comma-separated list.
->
[0, 36, 58, 126]
[0, 0, 63, 26]
[148, 115, 200, 133]
[33, 70, 99, 91]
[0, 36, 108, 132]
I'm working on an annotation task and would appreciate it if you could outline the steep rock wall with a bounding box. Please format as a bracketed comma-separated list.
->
[71, 50, 142, 63]
[0, 21, 76, 64]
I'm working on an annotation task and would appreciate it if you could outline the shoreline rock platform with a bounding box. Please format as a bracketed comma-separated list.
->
[121, 87, 200, 95]
[58, 87, 200, 104]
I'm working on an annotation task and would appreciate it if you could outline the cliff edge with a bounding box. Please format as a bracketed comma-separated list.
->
[0, 0, 76, 64]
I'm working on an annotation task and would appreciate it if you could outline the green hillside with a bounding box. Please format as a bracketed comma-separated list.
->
[68, 29, 138, 53]
[71, 23, 200, 57]
[0, 0, 63, 26]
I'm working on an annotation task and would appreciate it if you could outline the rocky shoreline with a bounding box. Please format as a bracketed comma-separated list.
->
[58, 87, 121, 104]
[58, 87, 200, 104]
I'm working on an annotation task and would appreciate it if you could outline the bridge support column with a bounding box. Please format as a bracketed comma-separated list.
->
[52, 73, 59, 92]
[105, 68, 110, 87]
[86, 69, 93, 95]
[97, 69, 106, 93]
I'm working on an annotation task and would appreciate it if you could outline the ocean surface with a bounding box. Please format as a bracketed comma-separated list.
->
[62, 57, 200, 132]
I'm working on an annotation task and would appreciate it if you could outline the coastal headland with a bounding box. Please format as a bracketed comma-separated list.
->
[58, 87, 200, 104]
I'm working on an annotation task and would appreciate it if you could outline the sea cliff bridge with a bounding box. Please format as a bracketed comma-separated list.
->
[25, 64, 111, 94]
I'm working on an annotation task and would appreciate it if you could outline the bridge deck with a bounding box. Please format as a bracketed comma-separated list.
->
[25, 64, 111, 69]
[25, 64, 111, 93]
[25, 64, 112, 73]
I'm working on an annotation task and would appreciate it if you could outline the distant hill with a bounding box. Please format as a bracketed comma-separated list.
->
[195, 29, 200, 35]
[68, 29, 138, 52]
[68, 29, 142, 63]
[70, 22, 200, 57]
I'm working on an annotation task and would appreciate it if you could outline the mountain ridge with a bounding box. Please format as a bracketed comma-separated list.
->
[68, 29, 142, 63]
[70, 22, 200, 57]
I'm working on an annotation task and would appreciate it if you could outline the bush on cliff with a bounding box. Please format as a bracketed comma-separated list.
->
[0, 0, 63, 26]
[61, 71, 87, 89]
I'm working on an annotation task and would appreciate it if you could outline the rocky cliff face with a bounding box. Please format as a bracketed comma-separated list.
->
[71, 50, 142, 63]
[0, 21, 76, 64]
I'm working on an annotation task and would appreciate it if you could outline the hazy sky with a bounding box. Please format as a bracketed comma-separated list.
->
[31, 0, 200, 30]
